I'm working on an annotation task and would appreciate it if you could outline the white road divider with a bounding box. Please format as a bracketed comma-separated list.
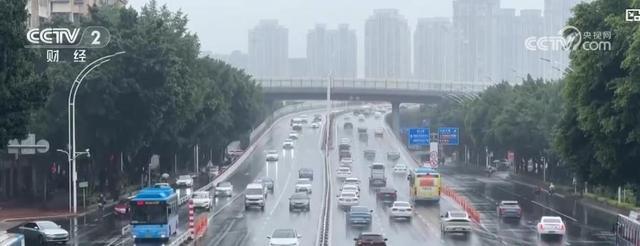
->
[120, 225, 131, 236]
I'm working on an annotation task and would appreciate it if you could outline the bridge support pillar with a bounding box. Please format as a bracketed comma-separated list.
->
[391, 102, 401, 136]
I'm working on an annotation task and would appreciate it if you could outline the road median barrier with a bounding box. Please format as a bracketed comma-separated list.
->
[441, 185, 481, 223]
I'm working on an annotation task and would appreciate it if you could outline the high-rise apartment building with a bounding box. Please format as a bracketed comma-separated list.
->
[413, 18, 454, 81]
[453, 0, 500, 82]
[364, 9, 411, 79]
[307, 24, 356, 77]
[50, 0, 126, 23]
[543, 0, 580, 79]
[248, 20, 289, 77]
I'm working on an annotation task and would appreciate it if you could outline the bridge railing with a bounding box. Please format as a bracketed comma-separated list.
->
[255, 77, 493, 93]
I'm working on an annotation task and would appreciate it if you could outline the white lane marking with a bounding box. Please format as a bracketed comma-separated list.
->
[102, 212, 113, 218]
[531, 200, 578, 222]
[268, 159, 295, 217]
[208, 218, 237, 246]
[211, 191, 245, 218]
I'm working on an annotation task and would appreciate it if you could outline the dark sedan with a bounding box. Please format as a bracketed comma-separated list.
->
[298, 168, 314, 180]
[258, 177, 275, 191]
[376, 187, 397, 204]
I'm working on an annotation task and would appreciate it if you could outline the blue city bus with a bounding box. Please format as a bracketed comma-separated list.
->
[130, 186, 179, 241]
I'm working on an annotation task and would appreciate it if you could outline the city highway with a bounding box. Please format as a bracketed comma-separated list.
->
[199, 111, 327, 246]
[61, 105, 617, 246]
[331, 112, 497, 246]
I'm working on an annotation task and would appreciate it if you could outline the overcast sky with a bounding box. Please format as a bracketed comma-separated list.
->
[129, 0, 544, 58]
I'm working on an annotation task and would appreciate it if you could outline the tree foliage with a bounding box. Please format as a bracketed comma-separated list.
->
[421, 77, 564, 172]
[556, 0, 640, 187]
[32, 1, 263, 193]
[0, 0, 49, 148]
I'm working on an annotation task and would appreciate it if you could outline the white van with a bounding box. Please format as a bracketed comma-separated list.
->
[244, 183, 266, 210]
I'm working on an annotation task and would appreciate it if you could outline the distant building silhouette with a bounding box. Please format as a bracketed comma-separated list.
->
[249, 20, 289, 77]
[365, 9, 411, 79]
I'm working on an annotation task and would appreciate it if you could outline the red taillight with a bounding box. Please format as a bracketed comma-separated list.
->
[560, 224, 565, 230]
[137, 201, 144, 205]
[539, 224, 544, 230]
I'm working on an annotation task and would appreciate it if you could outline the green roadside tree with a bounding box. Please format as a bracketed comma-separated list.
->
[0, 0, 49, 149]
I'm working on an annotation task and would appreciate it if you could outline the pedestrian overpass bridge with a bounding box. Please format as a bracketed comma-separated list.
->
[255, 77, 492, 133]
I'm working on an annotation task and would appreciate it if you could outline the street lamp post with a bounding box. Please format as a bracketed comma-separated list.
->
[56, 148, 90, 213]
[66, 51, 125, 214]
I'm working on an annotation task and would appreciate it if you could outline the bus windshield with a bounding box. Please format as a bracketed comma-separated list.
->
[130, 202, 167, 224]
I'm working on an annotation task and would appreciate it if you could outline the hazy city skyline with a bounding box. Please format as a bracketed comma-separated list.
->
[128, 0, 544, 56]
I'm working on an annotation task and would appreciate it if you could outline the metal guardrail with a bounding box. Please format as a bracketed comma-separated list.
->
[317, 110, 347, 246]
[178, 194, 190, 205]
[168, 230, 191, 246]
[255, 77, 493, 93]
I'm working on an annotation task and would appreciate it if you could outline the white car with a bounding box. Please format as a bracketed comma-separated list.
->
[374, 112, 382, 118]
[374, 128, 384, 137]
[340, 184, 360, 197]
[344, 177, 360, 187]
[537, 216, 566, 237]
[390, 201, 413, 220]
[283, 140, 294, 149]
[266, 150, 279, 162]
[295, 178, 313, 193]
[340, 157, 353, 165]
[358, 115, 365, 121]
[215, 181, 233, 197]
[441, 211, 472, 234]
[267, 228, 301, 246]
[192, 191, 213, 211]
[298, 115, 309, 124]
[337, 191, 360, 207]
[288, 132, 299, 140]
[393, 163, 408, 174]
[310, 122, 320, 128]
[336, 166, 352, 179]
[176, 175, 194, 187]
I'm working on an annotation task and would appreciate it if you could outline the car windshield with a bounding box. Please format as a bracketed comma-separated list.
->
[380, 188, 395, 193]
[542, 218, 562, 223]
[217, 182, 231, 188]
[351, 207, 370, 213]
[193, 192, 209, 198]
[179, 175, 191, 180]
[338, 168, 350, 172]
[502, 201, 518, 206]
[342, 192, 356, 198]
[291, 193, 308, 199]
[394, 202, 410, 207]
[267, 150, 277, 154]
[297, 179, 311, 185]
[272, 229, 296, 238]
[450, 212, 468, 218]
[37, 221, 59, 229]
[246, 188, 263, 195]
[359, 234, 384, 241]
[262, 177, 273, 182]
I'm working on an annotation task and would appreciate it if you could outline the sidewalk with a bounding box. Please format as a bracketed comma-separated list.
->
[0, 200, 116, 223]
